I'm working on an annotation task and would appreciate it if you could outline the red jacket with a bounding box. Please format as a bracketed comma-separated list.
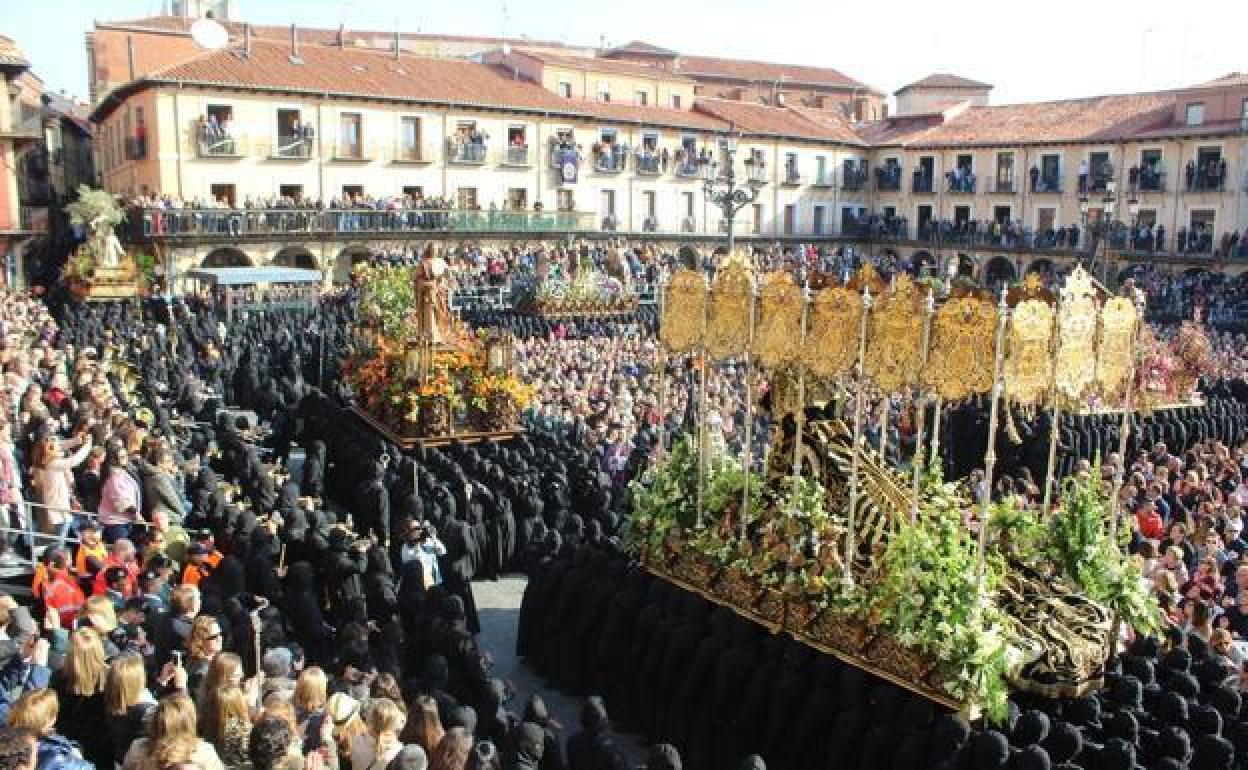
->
[43, 570, 86, 626]
[1136, 509, 1165, 540]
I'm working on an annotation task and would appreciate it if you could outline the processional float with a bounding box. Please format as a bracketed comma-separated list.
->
[636, 260, 1162, 717]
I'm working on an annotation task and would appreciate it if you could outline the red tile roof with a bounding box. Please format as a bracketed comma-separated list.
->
[1131, 118, 1248, 140]
[515, 49, 694, 82]
[904, 93, 1174, 148]
[675, 55, 880, 95]
[0, 34, 30, 71]
[604, 41, 679, 57]
[97, 16, 585, 51]
[92, 40, 731, 135]
[895, 73, 993, 94]
[694, 98, 863, 144]
[1192, 72, 1248, 89]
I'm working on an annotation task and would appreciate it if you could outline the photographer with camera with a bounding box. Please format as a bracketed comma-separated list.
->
[399, 519, 446, 589]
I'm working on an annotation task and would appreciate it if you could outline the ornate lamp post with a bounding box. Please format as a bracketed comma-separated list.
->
[697, 124, 767, 256]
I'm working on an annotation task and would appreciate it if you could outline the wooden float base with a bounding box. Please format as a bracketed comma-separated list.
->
[351, 406, 522, 450]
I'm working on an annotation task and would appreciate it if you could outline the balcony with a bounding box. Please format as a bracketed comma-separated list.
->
[132, 206, 597, 238]
[946, 173, 976, 194]
[1030, 176, 1062, 194]
[782, 166, 801, 185]
[989, 179, 1016, 194]
[1129, 168, 1165, 193]
[331, 142, 370, 162]
[503, 144, 531, 167]
[593, 148, 627, 173]
[391, 143, 427, 164]
[841, 168, 868, 192]
[811, 172, 835, 188]
[196, 135, 241, 158]
[447, 140, 488, 165]
[642, 216, 659, 232]
[271, 135, 313, 159]
[875, 168, 902, 192]
[124, 137, 148, 161]
[912, 173, 935, 194]
[1185, 170, 1225, 193]
[675, 160, 701, 179]
[1078, 175, 1113, 194]
[549, 145, 581, 171]
[636, 153, 662, 175]
[6, 205, 47, 234]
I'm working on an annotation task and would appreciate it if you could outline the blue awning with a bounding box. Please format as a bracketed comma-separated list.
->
[186, 267, 323, 286]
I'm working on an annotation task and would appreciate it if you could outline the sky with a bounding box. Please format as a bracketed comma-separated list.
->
[6, 0, 1247, 107]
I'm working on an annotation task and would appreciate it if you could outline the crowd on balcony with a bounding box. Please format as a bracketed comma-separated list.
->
[592, 140, 629, 173]
[1187, 158, 1228, 192]
[197, 115, 237, 155]
[1078, 158, 1115, 194]
[448, 128, 488, 163]
[873, 162, 901, 191]
[945, 166, 975, 193]
[1130, 162, 1166, 192]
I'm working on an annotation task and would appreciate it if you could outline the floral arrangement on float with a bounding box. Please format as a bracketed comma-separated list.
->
[1130, 321, 1213, 407]
[516, 267, 638, 317]
[627, 446, 1158, 723]
[344, 265, 531, 439]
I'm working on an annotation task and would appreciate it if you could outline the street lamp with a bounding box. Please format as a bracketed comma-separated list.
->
[698, 123, 767, 257]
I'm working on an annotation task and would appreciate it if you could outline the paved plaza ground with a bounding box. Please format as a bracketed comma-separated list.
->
[473, 575, 646, 763]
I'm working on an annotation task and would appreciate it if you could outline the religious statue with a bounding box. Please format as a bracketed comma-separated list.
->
[91, 215, 128, 270]
[411, 245, 453, 346]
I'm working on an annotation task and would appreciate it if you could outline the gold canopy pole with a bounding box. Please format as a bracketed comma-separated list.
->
[976, 289, 1010, 576]
[909, 289, 937, 521]
[740, 283, 758, 542]
[696, 273, 710, 530]
[929, 395, 943, 470]
[655, 275, 668, 466]
[1041, 296, 1064, 518]
[1107, 293, 1146, 542]
[842, 283, 872, 583]
[789, 287, 809, 486]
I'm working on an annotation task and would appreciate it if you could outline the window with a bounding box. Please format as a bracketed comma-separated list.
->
[956, 154, 973, 172]
[278, 184, 304, 202]
[1037, 207, 1056, 232]
[1038, 154, 1060, 191]
[785, 152, 798, 182]
[601, 190, 616, 217]
[682, 192, 694, 218]
[209, 184, 236, 206]
[342, 185, 363, 200]
[597, 82, 610, 102]
[643, 191, 657, 218]
[752, 203, 763, 234]
[993, 205, 1011, 225]
[203, 104, 234, 150]
[456, 187, 478, 210]
[276, 108, 309, 158]
[600, 128, 617, 144]
[783, 205, 796, 235]
[556, 190, 574, 212]
[635, 90, 648, 106]
[996, 152, 1014, 191]
[1186, 103, 1205, 126]
[507, 188, 527, 210]
[671, 94, 681, 109]
[813, 206, 826, 235]
[815, 156, 827, 185]
[337, 113, 362, 158]
[505, 125, 528, 164]
[401, 186, 423, 200]
[558, 80, 572, 98]
[399, 117, 422, 161]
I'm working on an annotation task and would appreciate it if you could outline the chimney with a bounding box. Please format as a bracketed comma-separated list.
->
[393, 29, 400, 60]
[289, 24, 301, 62]
[242, 23, 252, 57]
[338, 23, 345, 49]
